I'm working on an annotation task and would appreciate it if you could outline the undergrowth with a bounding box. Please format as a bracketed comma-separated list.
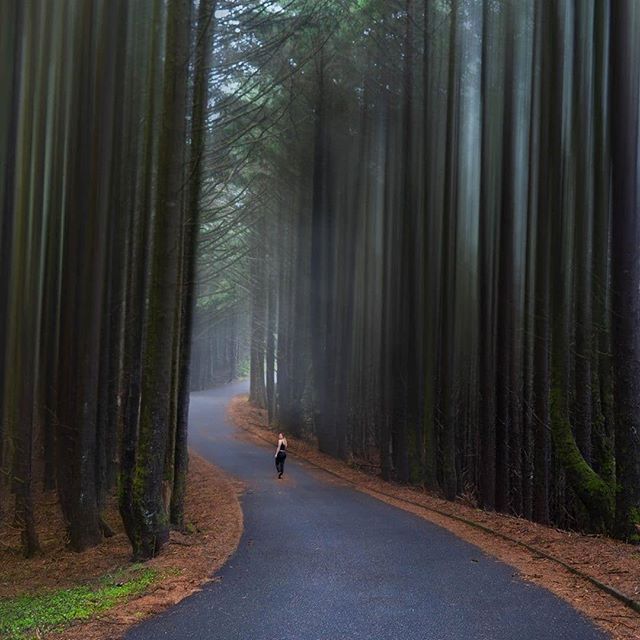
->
[0, 565, 157, 639]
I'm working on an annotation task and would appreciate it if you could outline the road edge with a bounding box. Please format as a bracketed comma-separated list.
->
[228, 394, 640, 640]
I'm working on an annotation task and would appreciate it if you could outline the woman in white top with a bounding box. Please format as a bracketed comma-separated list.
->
[274, 433, 287, 479]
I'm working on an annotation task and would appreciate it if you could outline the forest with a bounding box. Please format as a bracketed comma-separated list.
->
[1, 0, 639, 571]
[223, 0, 640, 539]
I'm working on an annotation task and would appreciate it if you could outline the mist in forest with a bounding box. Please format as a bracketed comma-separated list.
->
[196, 0, 640, 540]
[1, 0, 639, 565]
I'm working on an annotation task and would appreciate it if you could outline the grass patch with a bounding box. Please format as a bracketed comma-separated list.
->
[0, 565, 157, 639]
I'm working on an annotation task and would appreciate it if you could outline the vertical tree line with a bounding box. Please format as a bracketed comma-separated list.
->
[221, 0, 640, 539]
[1, 0, 217, 559]
[2, 0, 639, 562]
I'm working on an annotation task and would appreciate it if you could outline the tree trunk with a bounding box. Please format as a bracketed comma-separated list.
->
[171, 0, 217, 529]
[610, 0, 640, 540]
[130, 0, 190, 560]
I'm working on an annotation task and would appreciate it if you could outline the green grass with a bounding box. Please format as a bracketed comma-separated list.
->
[0, 565, 157, 639]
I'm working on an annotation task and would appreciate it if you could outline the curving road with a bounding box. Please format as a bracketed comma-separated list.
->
[126, 382, 607, 640]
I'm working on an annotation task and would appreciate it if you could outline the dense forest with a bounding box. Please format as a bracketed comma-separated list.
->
[0, 0, 216, 559]
[218, 0, 640, 539]
[1, 0, 639, 567]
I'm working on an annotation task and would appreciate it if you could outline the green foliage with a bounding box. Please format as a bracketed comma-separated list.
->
[549, 380, 614, 531]
[0, 566, 157, 639]
[236, 357, 251, 378]
[627, 507, 640, 543]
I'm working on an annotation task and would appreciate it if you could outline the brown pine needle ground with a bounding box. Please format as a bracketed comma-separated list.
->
[0, 452, 243, 640]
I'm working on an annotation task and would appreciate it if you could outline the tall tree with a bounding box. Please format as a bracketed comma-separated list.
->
[172, 0, 218, 529]
[129, 0, 190, 559]
[610, 0, 640, 541]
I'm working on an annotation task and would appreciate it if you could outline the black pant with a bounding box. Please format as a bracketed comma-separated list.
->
[275, 452, 286, 475]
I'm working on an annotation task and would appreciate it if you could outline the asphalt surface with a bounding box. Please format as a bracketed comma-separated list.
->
[126, 381, 607, 640]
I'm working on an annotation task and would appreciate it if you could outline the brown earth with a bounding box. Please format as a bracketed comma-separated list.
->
[228, 394, 640, 640]
[0, 451, 244, 639]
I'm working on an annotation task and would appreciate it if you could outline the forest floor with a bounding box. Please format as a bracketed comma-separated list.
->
[228, 395, 640, 640]
[0, 452, 243, 640]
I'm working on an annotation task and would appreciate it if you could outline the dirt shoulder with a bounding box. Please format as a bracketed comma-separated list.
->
[0, 451, 243, 639]
[228, 394, 640, 640]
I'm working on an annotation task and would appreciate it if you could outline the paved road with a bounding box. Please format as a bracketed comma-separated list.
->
[126, 382, 607, 640]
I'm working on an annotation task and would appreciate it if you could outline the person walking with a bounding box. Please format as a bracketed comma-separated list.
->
[274, 433, 287, 479]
